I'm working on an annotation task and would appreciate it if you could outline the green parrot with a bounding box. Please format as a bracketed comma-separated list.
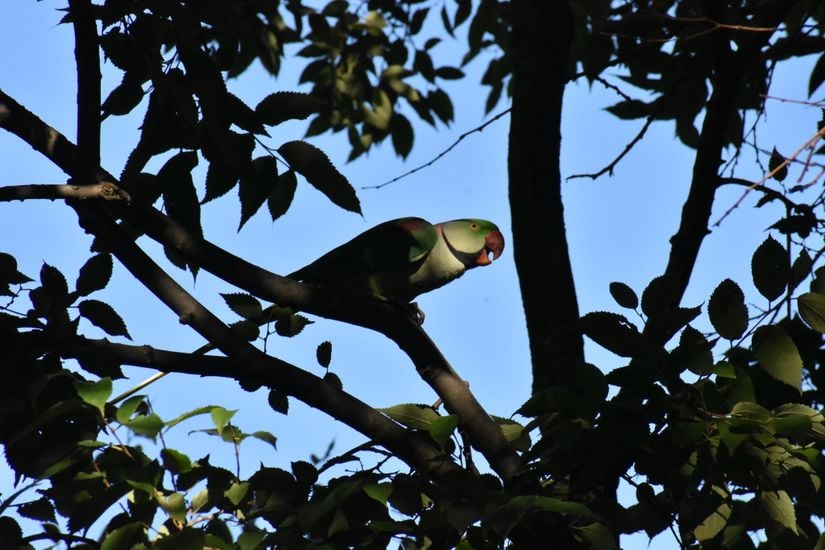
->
[287, 217, 505, 303]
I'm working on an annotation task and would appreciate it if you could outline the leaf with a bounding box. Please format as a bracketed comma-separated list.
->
[159, 151, 202, 237]
[211, 406, 237, 436]
[102, 75, 144, 116]
[752, 236, 789, 301]
[17, 498, 56, 523]
[364, 483, 392, 505]
[255, 92, 326, 126]
[758, 490, 798, 534]
[239, 156, 279, 230]
[226, 93, 266, 135]
[221, 293, 263, 321]
[753, 325, 803, 391]
[275, 314, 312, 337]
[157, 492, 187, 523]
[161, 448, 193, 474]
[268, 389, 289, 415]
[708, 279, 748, 340]
[316, 341, 332, 368]
[768, 147, 788, 182]
[250, 431, 277, 450]
[224, 482, 250, 506]
[578, 311, 652, 359]
[267, 169, 298, 222]
[78, 299, 131, 339]
[124, 413, 165, 438]
[641, 275, 680, 316]
[100, 522, 143, 550]
[390, 113, 414, 159]
[41, 263, 69, 304]
[669, 325, 713, 375]
[75, 254, 113, 296]
[428, 414, 459, 448]
[605, 99, 648, 119]
[379, 403, 440, 430]
[74, 377, 112, 415]
[278, 140, 360, 214]
[798, 292, 825, 333]
[810, 52, 825, 97]
[609, 282, 638, 309]
[693, 500, 732, 541]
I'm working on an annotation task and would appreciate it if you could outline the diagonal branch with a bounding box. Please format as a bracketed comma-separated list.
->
[0, 89, 521, 483]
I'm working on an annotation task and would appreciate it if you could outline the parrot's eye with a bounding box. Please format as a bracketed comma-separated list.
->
[470, 222, 480, 230]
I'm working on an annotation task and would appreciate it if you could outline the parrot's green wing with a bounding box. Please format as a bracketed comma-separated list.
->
[287, 217, 439, 301]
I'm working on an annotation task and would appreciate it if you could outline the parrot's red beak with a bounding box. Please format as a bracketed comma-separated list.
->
[476, 229, 505, 266]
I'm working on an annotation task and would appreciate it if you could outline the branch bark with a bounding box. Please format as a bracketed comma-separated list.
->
[509, 0, 583, 392]
[0, 89, 521, 483]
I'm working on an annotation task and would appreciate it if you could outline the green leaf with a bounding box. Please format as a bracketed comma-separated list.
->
[267, 169, 298, 222]
[316, 340, 332, 368]
[115, 395, 147, 423]
[74, 377, 112, 415]
[693, 500, 732, 541]
[364, 483, 393, 506]
[155, 527, 205, 550]
[78, 299, 131, 339]
[239, 156, 279, 230]
[161, 448, 193, 474]
[224, 482, 250, 506]
[708, 279, 748, 340]
[210, 406, 237, 436]
[250, 431, 278, 451]
[753, 325, 803, 391]
[609, 281, 638, 309]
[256, 92, 326, 126]
[751, 236, 789, 301]
[75, 254, 113, 296]
[165, 405, 216, 428]
[379, 403, 440, 430]
[278, 140, 360, 214]
[124, 413, 165, 438]
[798, 292, 825, 333]
[268, 389, 289, 415]
[157, 492, 187, 523]
[428, 414, 459, 448]
[768, 148, 788, 182]
[221, 292, 263, 321]
[100, 522, 143, 550]
[758, 490, 797, 534]
[237, 531, 266, 550]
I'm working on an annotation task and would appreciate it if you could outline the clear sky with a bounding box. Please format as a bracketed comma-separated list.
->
[0, 3, 818, 548]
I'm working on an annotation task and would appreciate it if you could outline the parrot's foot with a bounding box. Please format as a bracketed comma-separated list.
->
[374, 294, 425, 324]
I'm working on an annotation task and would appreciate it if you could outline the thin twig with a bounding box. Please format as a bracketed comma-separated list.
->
[362, 108, 511, 190]
[713, 127, 825, 226]
[567, 115, 655, 181]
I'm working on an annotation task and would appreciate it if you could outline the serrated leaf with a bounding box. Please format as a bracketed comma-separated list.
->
[268, 389, 289, 415]
[75, 254, 113, 296]
[74, 377, 112, 415]
[124, 413, 164, 439]
[157, 492, 187, 523]
[641, 275, 680, 316]
[694, 501, 732, 541]
[810, 52, 825, 97]
[278, 140, 360, 214]
[18, 498, 56, 523]
[579, 311, 652, 359]
[609, 282, 638, 309]
[78, 299, 131, 339]
[758, 490, 797, 534]
[275, 314, 312, 337]
[256, 92, 326, 126]
[669, 325, 713, 375]
[41, 263, 69, 303]
[221, 292, 263, 321]
[268, 169, 298, 221]
[203, 160, 240, 204]
[226, 93, 266, 135]
[752, 236, 789, 301]
[224, 482, 250, 507]
[768, 147, 788, 182]
[239, 156, 279, 230]
[753, 325, 803, 391]
[159, 151, 202, 237]
[161, 448, 193, 474]
[798, 292, 825, 333]
[379, 403, 439, 430]
[316, 341, 332, 368]
[100, 522, 143, 550]
[708, 279, 748, 340]
[115, 395, 148, 423]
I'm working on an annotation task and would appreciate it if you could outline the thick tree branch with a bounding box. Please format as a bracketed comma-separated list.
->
[0, 90, 521, 482]
[509, 0, 583, 392]
[69, 0, 101, 168]
[0, 182, 131, 203]
[661, 2, 793, 322]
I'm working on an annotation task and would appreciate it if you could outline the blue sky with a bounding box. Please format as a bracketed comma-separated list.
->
[0, 3, 820, 548]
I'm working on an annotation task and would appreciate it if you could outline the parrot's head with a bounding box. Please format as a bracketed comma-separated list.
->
[438, 219, 505, 268]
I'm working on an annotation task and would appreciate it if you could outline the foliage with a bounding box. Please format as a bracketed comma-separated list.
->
[2, 0, 825, 549]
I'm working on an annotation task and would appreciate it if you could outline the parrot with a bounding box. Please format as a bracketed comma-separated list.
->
[287, 217, 505, 305]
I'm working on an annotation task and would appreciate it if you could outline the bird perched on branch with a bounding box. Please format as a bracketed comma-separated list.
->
[288, 217, 504, 317]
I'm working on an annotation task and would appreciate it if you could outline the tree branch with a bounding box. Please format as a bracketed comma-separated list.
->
[0, 90, 521, 483]
[69, 0, 101, 168]
[0, 182, 131, 203]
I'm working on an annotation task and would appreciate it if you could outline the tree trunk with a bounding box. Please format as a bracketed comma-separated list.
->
[508, 0, 582, 393]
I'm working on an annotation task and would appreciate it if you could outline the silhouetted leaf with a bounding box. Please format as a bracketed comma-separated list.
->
[221, 293, 263, 321]
[159, 151, 201, 237]
[390, 113, 414, 158]
[102, 75, 144, 116]
[256, 92, 326, 126]
[268, 389, 289, 415]
[609, 282, 638, 309]
[227, 92, 266, 134]
[768, 147, 788, 182]
[76, 254, 113, 297]
[41, 263, 69, 305]
[752, 236, 789, 301]
[267, 169, 298, 222]
[708, 279, 748, 340]
[579, 311, 652, 359]
[78, 299, 131, 339]
[275, 314, 312, 337]
[316, 341, 332, 368]
[278, 140, 360, 214]
[641, 275, 680, 316]
[809, 52, 825, 96]
[239, 156, 279, 230]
